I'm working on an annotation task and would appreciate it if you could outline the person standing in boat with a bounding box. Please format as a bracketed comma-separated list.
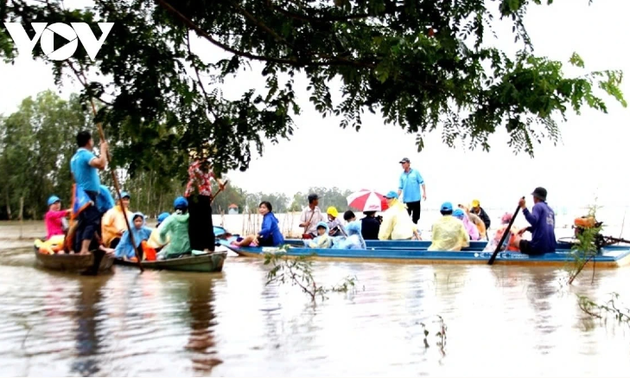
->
[510, 187, 557, 255]
[185, 149, 225, 254]
[101, 191, 132, 248]
[397, 157, 426, 225]
[299, 193, 325, 238]
[70, 130, 108, 255]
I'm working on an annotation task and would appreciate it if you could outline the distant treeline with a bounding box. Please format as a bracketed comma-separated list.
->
[0, 90, 356, 220]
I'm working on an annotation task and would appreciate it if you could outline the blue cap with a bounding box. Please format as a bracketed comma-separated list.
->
[384, 190, 398, 199]
[440, 202, 453, 211]
[47, 195, 60, 206]
[174, 196, 188, 209]
[157, 212, 170, 223]
[453, 208, 465, 217]
[120, 191, 131, 199]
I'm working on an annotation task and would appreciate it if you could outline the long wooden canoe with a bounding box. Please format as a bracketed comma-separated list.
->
[218, 239, 630, 268]
[282, 238, 490, 250]
[33, 247, 114, 273]
[113, 250, 228, 272]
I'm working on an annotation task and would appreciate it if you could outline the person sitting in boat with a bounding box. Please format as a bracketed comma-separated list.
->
[303, 221, 333, 248]
[458, 204, 487, 240]
[231, 201, 285, 247]
[361, 211, 381, 240]
[299, 194, 326, 239]
[453, 208, 481, 241]
[101, 191, 133, 248]
[332, 221, 366, 249]
[471, 199, 491, 231]
[510, 187, 557, 255]
[44, 195, 70, 241]
[344, 210, 356, 223]
[143, 212, 171, 261]
[378, 191, 421, 241]
[114, 212, 153, 261]
[327, 206, 346, 237]
[483, 212, 520, 252]
[157, 197, 192, 260]
[428, 202, 469, 251]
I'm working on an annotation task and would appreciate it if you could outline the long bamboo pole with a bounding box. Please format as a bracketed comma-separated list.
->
[89, 100, 144, 272]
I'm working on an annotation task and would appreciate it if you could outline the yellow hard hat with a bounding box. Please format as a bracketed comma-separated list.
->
[471, 199, 480, 207]
[327, 206, 338, 217]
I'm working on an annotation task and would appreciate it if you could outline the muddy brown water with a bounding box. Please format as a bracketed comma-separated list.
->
[1, 224, 630, 376]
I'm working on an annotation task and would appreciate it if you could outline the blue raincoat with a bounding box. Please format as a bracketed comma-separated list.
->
[332, 221, 366, 249]
[96, 185, 115, 214]
[303, 221, 332, 248]
[115, 212, 153, 259]
[260, 212, 285, 246]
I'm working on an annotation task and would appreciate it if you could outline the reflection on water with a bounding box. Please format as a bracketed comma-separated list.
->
[0, 248, 630, 377]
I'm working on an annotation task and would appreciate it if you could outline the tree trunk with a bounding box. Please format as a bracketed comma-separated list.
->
[19, 196, 24, 239]
[5, 191, 11, 220]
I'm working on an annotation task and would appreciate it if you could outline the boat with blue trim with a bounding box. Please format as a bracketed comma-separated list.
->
[218, 238, 630, 267]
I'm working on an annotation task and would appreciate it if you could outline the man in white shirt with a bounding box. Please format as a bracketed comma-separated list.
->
[299, 193, 325, 238]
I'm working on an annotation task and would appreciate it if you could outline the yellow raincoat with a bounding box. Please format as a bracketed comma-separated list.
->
[428, 215, 470, 251]
[101, 205, 132, 247]
[378, 199, 418, 240]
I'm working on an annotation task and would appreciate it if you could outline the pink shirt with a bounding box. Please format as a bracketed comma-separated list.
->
[45, 210, 67, 239]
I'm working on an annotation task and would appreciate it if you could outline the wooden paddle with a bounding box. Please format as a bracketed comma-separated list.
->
[487, 197, 524, 265]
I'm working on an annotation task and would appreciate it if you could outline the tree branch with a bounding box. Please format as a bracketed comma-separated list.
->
[186, 30, 219, 120]
[156, 0, 374, 69]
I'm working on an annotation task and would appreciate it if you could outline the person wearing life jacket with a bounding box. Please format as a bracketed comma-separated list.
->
[332, 221, 366, 249]
[303, 222, 333, 248]
[510, 187, 557, 255]
[114, 212, 153, 261]
[101, 191, 132, 248]
[157, 197, 192, 260]
[327, 206, 346, 237]
[428, 202, 470, 251]
[143, 212, 171, 261]
[44, 195, 70, 241]
[482, 212, 520, 252]
[453, 208, 481, 241]
[378, 191, 421, 240]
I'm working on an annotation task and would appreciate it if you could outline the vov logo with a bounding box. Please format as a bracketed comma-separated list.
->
[3, 22, 114, 61]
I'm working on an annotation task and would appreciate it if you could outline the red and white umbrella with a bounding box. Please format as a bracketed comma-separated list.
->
[347, 189, 389, 212]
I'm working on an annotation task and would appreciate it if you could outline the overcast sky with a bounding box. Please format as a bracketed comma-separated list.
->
[1, 0, 628, 210]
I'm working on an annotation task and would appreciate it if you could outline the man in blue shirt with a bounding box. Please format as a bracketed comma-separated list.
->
[512, 187, 557, 255]
[70, 130, 108, 255]
[397, 157, 426, 225]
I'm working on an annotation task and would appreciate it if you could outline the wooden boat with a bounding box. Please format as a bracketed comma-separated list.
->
[218, 239, 630, 268]
[283, 238, 489, 250]
[33, 246, 114, 273]
[113, 250, 228, 272]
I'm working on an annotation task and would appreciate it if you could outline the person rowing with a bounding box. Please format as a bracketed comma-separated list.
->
[510, 187, 557, 255]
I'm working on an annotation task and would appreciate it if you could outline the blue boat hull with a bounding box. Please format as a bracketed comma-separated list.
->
[218, 239, 630, 267]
